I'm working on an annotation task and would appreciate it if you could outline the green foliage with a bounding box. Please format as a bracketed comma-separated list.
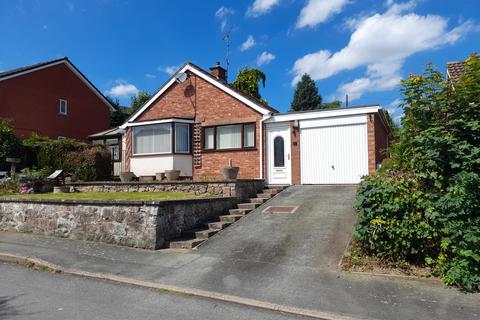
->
[322, 100, 341, 109]
[67, 145, 112, 181]
[130, 91, 152, 115]
[290, 74, 322, 111]
[231, 67, 267, 101]
[23, 134, 84, 173]
[0, 119, 23, 171]
[355, 53, 480, 291]
[20, 167, 49, 184]
[107, 96, 129, 127]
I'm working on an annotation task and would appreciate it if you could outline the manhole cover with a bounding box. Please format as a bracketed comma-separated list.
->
[262, 206, 298, 214]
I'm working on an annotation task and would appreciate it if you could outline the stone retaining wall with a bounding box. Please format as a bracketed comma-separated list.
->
[0, 197, 236, 249]
[67, 179, 264, 201]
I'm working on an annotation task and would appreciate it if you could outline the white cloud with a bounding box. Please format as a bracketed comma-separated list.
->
[145, 73, 156, 79]
[296, 0, 350, 29]
[291, 1, 478, 101]
[215, 6, 235, 31]
[106, 81, 139, 98]
[247, 0, 280, 17]
[257, 51, 276, 66]
[385, 98, 402, 116]
[159, 65, 180, 76]
[240, 35, 256, 51]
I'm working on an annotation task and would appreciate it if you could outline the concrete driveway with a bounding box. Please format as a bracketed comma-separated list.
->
[198, 185, 358, 270]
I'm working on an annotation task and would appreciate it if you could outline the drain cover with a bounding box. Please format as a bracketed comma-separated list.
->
[263, 206, 298, 214]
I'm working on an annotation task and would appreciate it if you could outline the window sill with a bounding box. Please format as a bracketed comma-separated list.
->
[202, 148, 257, 153]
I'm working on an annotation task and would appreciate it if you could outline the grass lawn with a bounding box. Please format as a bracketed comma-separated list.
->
[0, 191, 211, 201]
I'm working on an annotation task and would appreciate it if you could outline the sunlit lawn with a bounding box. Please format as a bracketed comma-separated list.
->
[0, 191, 210, 201]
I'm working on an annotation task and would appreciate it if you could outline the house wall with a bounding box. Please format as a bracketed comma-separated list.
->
[126, 72, 263, 179]
[374, 113, 390, 166]
[129, 154, 193, 177]
[290, 121, 301, 185]
[0, 63, 111, 141]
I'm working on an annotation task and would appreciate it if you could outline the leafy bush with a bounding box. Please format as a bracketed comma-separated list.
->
[67, 145, 111, 181]
[0, 176, 20, 194]
[355, 54, 480, 291]
[0, 119, 23, 171]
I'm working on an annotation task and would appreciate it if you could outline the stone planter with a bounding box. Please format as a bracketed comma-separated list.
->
[53, 186, 70, 194]
[119, 172, 134, 182]
[156, 172, 165, 181]
[33, 181, 54, 193]
[139, 175, 155, 182]
[165, 170, 180, 181]
[222, 167, 239, 180]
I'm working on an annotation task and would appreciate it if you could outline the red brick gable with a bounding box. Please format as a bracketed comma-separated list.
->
[0, 62, 111, 141]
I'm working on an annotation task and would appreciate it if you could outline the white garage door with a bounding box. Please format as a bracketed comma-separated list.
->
[300, 122, 368, 184]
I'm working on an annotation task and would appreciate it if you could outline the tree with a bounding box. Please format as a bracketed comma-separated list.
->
[322, 100, 341, 109]
[130, 91, 152, 115]
[106, 96, 129, 127]
[290, 74, 322, 111]
[231, 67, 267, 103]
[0, 119, 22, 171]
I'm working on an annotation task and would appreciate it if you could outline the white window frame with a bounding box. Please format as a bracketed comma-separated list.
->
[132, 123, 172, 156]
[174, 123, 190, 154]
[59, 99, 68, 115]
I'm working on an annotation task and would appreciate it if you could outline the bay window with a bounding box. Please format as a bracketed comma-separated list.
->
[203, 123, 256, 150]
[132, 122, 191, 155]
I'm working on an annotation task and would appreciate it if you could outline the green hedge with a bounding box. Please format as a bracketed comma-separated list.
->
[0, 119, 23, 171]
[355, 54, 480, 291]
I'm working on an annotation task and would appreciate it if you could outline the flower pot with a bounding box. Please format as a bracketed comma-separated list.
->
[164, 170, 180, 181]
[119, 171, 134, 182]
[223, 167, 239, 180]
[155, 172, 165, 181]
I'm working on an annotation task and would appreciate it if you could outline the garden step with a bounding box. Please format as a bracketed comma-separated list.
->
[169, 238, 205, 250]
[256, 193, 273, 199]
[237, 203, 260, 210]
[249, 198, 266, 204]
[195, 228, 219, 240]
[208, 221, 232, 230]
[229, 208, 251, 216]
[220, 214, 244, 223]
[263, 189, 279, 195]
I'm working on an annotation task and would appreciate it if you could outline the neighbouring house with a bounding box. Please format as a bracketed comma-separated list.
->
[446, 60, 465, 83]
[0, 57, 114, 141]
[91, 62, 392, 184]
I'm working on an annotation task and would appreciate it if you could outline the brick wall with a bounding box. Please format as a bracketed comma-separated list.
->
[290, 121, 301, 185]
[367, 112, 391, 174]
[367, 113, 376, 174]
[129, 72, 263, 180]
[0, 63, 110, 141]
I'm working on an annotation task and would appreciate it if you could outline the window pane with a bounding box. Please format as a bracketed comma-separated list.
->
[243, 124, 255, 147]
[109, 145, 119, 160]
[133, 124, 171, 154]
[175, 123, 190, 153]
[204, 127, 214, 149]
[273, 136, 285, 167]
[216, 125, 241, 149]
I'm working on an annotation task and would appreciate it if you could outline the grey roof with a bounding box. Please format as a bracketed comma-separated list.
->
[89, 127, 123, 138]
[273, 104, 380, 116]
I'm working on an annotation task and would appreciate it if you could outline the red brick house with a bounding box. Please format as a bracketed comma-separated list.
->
[0, 57, 114, 141]
[98, 62, 390, 185]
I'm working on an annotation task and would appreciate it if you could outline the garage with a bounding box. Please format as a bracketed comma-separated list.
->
[300, 117, 369, 184]
[264, 105, 391, 185]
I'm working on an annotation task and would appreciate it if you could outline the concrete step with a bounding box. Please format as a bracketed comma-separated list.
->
[256, 193, 273, 199]
[220, 214, 244, 223]
[249, 198, 266, 204]
[229, 208, 251, 216]
[208, 220, 232, 230]
[237, 203, 260, 210]
[265, 185, 288, 191]
[195, 228, 219, 240]
[169, 238, 205, 249]
[263, 188, 280, 195]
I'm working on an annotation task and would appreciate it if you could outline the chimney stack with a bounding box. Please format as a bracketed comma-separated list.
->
[210, 61, 227, 83]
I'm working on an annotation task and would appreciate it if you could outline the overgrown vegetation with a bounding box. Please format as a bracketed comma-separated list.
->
[354, 54, 480, 291]
[231, 67, 269, 105]
[0, 119, 23, 171]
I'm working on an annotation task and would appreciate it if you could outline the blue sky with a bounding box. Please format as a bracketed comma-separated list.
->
[1, 0, 479, 121]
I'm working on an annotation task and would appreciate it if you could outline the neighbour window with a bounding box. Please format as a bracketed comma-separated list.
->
[273, 136, 285, 167]
[204, 127, 215, 150]
[133, 123, 172, 155]
[203, 123, 255, 150]
[59, 99, 67, 115]
[175, 123, 190, 153]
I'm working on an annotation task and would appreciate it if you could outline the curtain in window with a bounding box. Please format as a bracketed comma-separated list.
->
[204, 127, 215, 149]
[133, 124, 171, 154]
[244, 124, 255, 147]
[216, 125, 242, 149]
[175, 124, 190, 153]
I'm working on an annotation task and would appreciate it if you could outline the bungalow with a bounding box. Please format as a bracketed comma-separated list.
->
[92, 62, 391, 185]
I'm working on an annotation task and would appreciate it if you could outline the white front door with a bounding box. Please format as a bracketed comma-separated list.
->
[266, 124, 291, 185]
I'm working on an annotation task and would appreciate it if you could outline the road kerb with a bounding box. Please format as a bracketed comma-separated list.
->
[0, 251, 369, 320]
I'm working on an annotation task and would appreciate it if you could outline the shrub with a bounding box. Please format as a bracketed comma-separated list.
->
[0, 119, 23, 171]
[67, 145, 111, 181]
[355, 54, 480, 291]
